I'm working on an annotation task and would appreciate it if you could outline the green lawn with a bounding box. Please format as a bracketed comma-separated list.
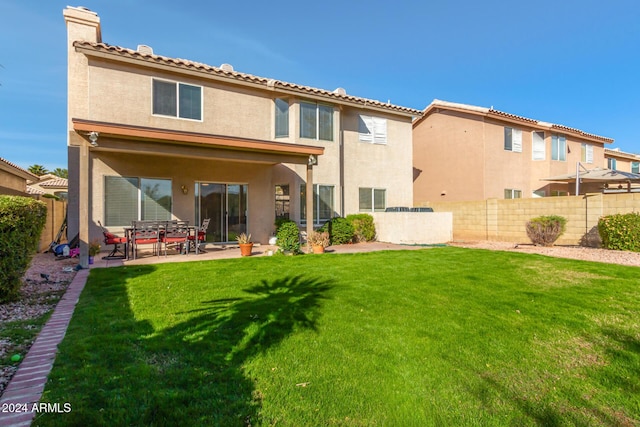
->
[37, 248, 639, 426]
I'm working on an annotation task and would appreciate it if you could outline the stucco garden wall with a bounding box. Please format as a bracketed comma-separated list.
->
[424, 193, 640, 246]
[371, 212, 453, 245]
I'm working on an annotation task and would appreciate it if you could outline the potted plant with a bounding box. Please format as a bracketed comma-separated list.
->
[307, 231, 330, 254]
[236, 232, 253, 256]
[88, 239, 101, 264]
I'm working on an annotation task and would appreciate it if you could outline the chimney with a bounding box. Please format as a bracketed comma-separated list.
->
[63, 6, 101, 44]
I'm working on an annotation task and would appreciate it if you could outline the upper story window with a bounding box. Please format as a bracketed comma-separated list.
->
[608, 158, 617, 170]
[504, 127, 522, 152]
[532, 131, 545, 160]
[300, 102, 333, 141]
[152, 79, 202, 120]
[632, 162, 640, 174]
[275, 98, 289, 138]
[581, 143, 594, 164]
[551, 134, 567, 161]
[359, 115, 387, 144]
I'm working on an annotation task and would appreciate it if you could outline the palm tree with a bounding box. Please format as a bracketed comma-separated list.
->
[28, 164, 48, 176]
[51, 168, 68, 179]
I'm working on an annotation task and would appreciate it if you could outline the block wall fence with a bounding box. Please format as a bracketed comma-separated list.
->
[423, 193, 640, 246]
[38, 199, 67, 252]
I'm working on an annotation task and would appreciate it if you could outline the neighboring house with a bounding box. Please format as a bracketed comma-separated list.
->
[412, 100, 614, 203]
[64, 6, 420, 265]
[604, 148, 640, 173]
[0, 156, 39, 196]
[27, 173, 69, 200]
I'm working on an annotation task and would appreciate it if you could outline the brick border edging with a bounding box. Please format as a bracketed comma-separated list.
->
[0, 269, 89, 427]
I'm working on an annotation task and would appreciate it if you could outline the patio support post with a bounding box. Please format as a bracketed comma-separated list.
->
[306, 164, 314, 240]
[78, 143, 89, 268]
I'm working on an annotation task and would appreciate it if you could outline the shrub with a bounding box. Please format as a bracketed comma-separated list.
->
[346, 214, 376, 242]
[525, 215, 567, 247]
[320, 217, 354, 245]
[274, 218, 292, 234]
[0, 196, 47, 302]
[276, 221, 301, 254]
[598, 212, 640, 252]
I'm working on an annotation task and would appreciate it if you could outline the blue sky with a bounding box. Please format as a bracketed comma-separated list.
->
[1, 0, 639, 170]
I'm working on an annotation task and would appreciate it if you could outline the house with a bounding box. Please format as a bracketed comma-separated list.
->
[64, 6, 420, 265]
[604, 148, 640, 173]
[412, 100, 614, 203]
[0, 156, 39, 196]
[27, 173, 69, 200]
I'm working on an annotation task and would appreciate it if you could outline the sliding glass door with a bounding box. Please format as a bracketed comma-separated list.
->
[195, 183, 247, 243]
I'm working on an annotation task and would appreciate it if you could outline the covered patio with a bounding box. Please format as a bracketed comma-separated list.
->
[542, 166, 640, 195]
[69, 119, 324, 268]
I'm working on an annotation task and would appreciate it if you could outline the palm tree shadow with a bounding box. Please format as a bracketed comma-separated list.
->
[143, 274, 333, 426]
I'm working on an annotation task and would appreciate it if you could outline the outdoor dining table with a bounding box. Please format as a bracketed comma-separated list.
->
[123, 221, 199, 260]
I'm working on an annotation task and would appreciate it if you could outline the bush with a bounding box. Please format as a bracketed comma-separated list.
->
[320, 217, 354, 245]
[0, 196, 47, 302]
[598, 212, 640, 252]
[525, 215, 567, 247]
[346, 214, 376, 242]
[274, 218, 292, 234]
[276, 221, 301, 254]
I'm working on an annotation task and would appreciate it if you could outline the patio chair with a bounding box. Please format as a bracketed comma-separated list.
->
[160, 220, 190, 256]
[98, 221, 127, 260]
[131, 221, 160, 259]
[187, 218, 210, 253]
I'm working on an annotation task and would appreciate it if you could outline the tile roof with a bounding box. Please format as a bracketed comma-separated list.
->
[39, 177, 68, 188]
[605, 148, 640, 160]
[420, 99, 614, 144]
[74, 41, 422, 117]
[0, 157, 39, 180]
[26, 186, 46, 195]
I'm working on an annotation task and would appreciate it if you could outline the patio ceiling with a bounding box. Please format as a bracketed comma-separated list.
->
[72, 118, 324, 165]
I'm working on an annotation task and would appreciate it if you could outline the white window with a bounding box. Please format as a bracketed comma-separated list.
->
[632, 162, 640, 174]
[608, 158, 617, 170]
[532, 131, 545, 160]
[581, 144, 594, 164]
[359, 115, 387, 144]
[275, 98, 289, 138]
[104, 177, 172, 226]
[300, 102, 333, 141]
[152, 79, 202, 120]
[532, 190, 546, 198]
[359, 188, 386, 212]
[300, 184, 335, 224]
[551, 135, 567, 161]
[504, 189, 522, 199]
[504, 127, 522, 152]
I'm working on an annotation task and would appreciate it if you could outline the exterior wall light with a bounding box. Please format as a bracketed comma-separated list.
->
[89, 131, 99, 147]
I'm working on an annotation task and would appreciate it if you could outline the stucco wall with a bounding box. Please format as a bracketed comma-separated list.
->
[424, 193, 640, 246]
[0, 170, 27, 195]
[371, 212, 453, 245]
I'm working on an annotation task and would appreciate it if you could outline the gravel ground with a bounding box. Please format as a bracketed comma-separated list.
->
[448, 240, 640, 267]
[0, 253, 78, 396]
[2, 242, 639, 397]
